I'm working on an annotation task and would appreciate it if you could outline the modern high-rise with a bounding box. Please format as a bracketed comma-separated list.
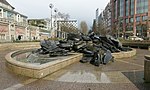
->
[96, 3, 112, 35]
[100, 3, 112, 32]
[111, 0, 149, 38]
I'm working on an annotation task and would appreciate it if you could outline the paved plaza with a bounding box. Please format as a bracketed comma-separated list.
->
[0, 43, 150, 90]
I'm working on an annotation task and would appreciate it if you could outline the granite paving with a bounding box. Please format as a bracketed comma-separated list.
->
[0, 43, 150, 90]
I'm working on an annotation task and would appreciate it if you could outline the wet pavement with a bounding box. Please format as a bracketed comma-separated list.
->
[0, 45, 150, 90]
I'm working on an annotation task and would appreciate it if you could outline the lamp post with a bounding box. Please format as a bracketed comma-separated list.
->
[49, 3, 54, 38]
[133, 0, 137, 36]
[54, 8, 58, 38]
[54, 8, 58, 25]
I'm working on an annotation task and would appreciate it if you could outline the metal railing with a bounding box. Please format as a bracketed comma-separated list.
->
[0, 18, 27, 27]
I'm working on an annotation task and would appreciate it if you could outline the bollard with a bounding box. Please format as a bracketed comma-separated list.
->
[148, 46, 150, 51]
[144, 55, 150, 83]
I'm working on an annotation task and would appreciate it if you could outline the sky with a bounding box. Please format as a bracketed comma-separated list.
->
[7, 0, 109, 28]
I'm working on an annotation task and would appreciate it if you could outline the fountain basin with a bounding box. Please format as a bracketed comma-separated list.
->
[145, 55, 150, 60]
[112, 49, 136, 59]
[5, 48, 136, 78]
[5, 49, 83, 78]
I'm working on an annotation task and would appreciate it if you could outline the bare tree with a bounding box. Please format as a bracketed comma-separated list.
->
[80, 21, 88, 35]
[96, 21, 107, 36]
[57, 12, 70, 20]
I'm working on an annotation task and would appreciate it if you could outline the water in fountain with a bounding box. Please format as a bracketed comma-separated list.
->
[26, 53, 39, 64]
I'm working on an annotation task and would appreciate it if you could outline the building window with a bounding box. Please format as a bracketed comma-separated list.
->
[142, 24, 147, 31]
[0, 34, 5, 40]
[136, 25, 141, 31]
[142, 16, 148, 21]
[10, 24, 14, 31]
[136, 0, 148, 14]
[7, 12, 13, 20]
[23, 18, 27, 23]
[130, 0, 134, 15]
[126, 18, 129, 23]
[136, 16, 140, 22]
[130, 26, 133, 31]
[120, 0, 124, 17]
[17, 14, 20, 22]
[125, 0, 129, 16]
[0, 8, 3, 18]
[130, 17, 133, 23]
[114, 0, 118, 19]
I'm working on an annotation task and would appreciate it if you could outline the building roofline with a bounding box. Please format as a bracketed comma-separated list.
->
[0, 0, 15, 9]
[0, 6, 27, 18]
[28, 19, 45, 20]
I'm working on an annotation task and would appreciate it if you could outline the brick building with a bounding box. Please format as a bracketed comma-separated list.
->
[111, 0, 149, 38]
[97, 0, 150, 39]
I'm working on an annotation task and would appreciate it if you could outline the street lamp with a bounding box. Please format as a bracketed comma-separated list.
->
[49, 3, 54, 37]
[54, 8, 58, 13]
[54, 8, 58, 38]
[54, 8, 58, 27]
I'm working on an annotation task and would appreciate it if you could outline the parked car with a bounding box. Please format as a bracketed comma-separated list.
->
[129, 36, 143, 41]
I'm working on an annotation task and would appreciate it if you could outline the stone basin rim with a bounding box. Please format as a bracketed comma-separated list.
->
[112, 48, 136, 59]
[144, 55, 150, 60]
[5, 49, 82, 70]
[5, 48, 136, 70]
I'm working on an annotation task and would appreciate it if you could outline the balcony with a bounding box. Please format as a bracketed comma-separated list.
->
[0, 18, 27, 27]
[0, 18, 9, 23]
[15, 21, 28, 27]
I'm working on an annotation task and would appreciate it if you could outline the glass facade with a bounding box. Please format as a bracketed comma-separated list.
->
[136, 16, 140, 22]
[130, 26, 133, 31]
[136, 0, 148, 14]
[142, 16, 148, 21]
[130, 17, 133, 23]
[112, 0, 149, 37]
[136, 26, 141, 31]
[130, 0, 134, 15]
[126, 25, 133, 31]
[120, 0, 124, 17]
[126, 18, 129, 23]
[125, 0, 129, 16]
[115, 0, 118, 19]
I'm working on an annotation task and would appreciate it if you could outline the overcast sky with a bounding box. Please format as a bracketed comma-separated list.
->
[7, 0, 109, 28]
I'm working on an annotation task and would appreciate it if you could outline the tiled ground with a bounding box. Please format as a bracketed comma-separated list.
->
[0, 45, 150, 90]
[123, 71, 150, 90]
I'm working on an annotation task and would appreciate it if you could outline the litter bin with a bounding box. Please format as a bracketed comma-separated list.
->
[148, 46, 150, 51]
[144, 55, 150, 82]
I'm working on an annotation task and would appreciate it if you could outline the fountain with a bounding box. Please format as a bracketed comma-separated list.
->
[6, 49, 82, 78]
[5, 32, 136, 78]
